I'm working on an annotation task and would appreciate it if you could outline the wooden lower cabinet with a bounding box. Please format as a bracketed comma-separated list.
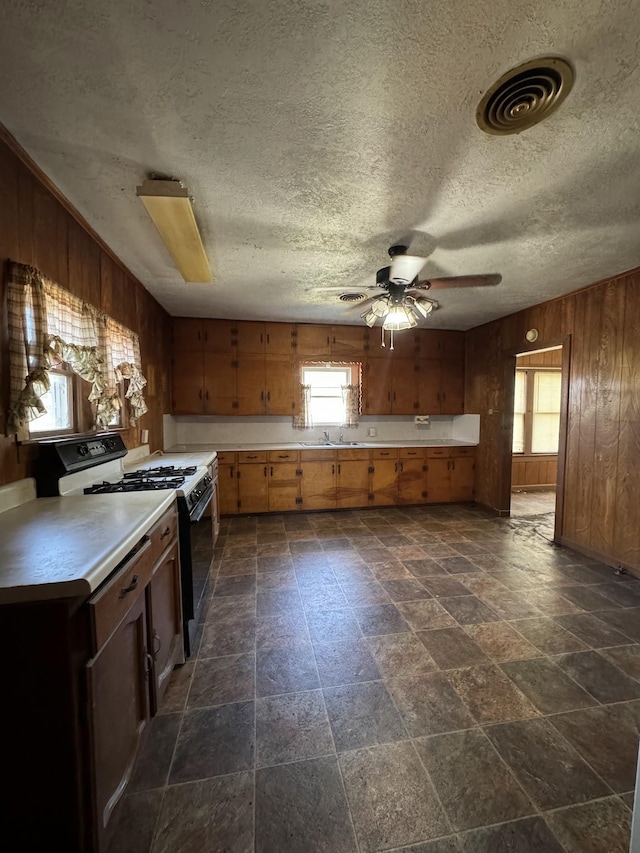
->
[425, 451, 476, 502]
[336, 459, 371, 508]
[219, 463, 239, 515]
[449, 456, 476, 501]
[237, 463, 269, 513]
[397, 457, 428, 504]
[425, 458, 451, 502]
[268, 462, 301, 511]
[147, 542, 183, 712]
[372, 458, 399, 506]
[300, 460, 336, 510]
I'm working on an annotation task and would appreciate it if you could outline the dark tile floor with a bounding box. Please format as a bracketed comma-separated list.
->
[112, 502, 639, 852]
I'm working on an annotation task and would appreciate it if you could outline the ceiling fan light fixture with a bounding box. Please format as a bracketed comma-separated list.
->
[412, 298, 434, 318]
[383, 304, 416, 331]
[361, 308, 378, 327]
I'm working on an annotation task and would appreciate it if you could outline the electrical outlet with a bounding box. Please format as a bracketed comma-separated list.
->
[414, 415, 430, 425]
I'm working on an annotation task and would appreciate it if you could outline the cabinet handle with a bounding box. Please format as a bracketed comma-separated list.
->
[119, 574, 139, 599]
[400, 462, 404, 472]
[338, 463, 341, 474]
[205, 390, 209, 400]
[204, 330, 208, 342]
[393, 392, 396, 401]
[247, 454, 257, 459]
[260, 333, 263, 343]
[326, 336, 330, 345]
[270, 466, 274, 476]
[394, 462, 398, 472]
[278, 454, 289, 458]
[267, 333, 270, 344]
[332, 464, 335, 474]
[387, 392, 391, 402]
[152, 629, 162, 659]
[199, 389, 202, 400]
[264, 466, 267, 477]
[267, 391, 271, 401]
[229, 467, 235, 478]
[160, 526, 171, 540]
[144, 651, 153, 680]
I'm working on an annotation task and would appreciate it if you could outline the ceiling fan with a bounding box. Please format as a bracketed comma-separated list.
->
[315, 244, 501, 332]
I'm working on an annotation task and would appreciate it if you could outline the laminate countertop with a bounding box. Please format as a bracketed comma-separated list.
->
[0, 492, 176, 605]
[166, 439, 477, 453]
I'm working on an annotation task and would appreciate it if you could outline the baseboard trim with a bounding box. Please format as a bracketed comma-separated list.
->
[557, 535, 639, 579]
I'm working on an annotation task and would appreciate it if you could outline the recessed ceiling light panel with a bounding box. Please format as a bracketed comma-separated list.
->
[477, 57, 574, 135]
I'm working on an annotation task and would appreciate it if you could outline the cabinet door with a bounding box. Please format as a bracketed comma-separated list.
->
[387, 330, 420, 358]
[172, 351, 205, 414]
[397, 458, 428, 505]
[417, 359, 443, 414]
[418, 330, 441, 359]
[440, 359, 465, 414]
[391, 359, 419, 414]
[237, 463, 269, 513]
[204, 355, 236, 414]
[266, 355, 297, 415]
[219, 464, 239, 515]
[449, 456, 475, 502]
[268, 463, 300, 512]
[363, 360, 392, 415]
[173, 319, 204, 353]
[426, 458, 451, 503]
[337, 460, 371, 508]
[330, 325, 368, 359]
[87, 593, 149, 846]
[148, 542, 183, 712]
[202, 319, 235, 353]
[371, 459, 399, 506]
[265, 323, 296, 354]
[236, 354, 266, 415]
[235, 321, 266, 354]
[439, 331, 465, 360]
[300, 460, 337, 510]
[295, 324, 332, 356]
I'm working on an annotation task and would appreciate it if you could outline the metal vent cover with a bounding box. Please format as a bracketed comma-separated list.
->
[477, 57, 574, 135]
[339, 292, 366, 302]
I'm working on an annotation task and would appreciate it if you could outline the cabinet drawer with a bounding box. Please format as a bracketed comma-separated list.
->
[268, 450, 300, 463]
[148, 507, 178, 557]
[372, 448, 399, 459]
[301, 448, 337, 462]
[216, 451, 237, 464]
[89, 539, 155, 652]
[450, 446, 476, 458]
[399, 447, 425, 459]
[337, 448, 370, 461]
[426, 447, 450, 458]
[237, 451, 268, 464]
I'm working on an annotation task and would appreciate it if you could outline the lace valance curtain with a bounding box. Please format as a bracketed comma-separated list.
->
[292, 362, 362, 430]
[6, 261, 147, 435]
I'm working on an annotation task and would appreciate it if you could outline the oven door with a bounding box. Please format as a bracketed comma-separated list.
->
[179, 484, 215, 656]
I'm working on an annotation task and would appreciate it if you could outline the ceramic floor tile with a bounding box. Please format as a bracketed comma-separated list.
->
[298, 583, 349, 611]
[157, 661, 195, 714]
[500, 657, 598, 714]
[339, 741, 449, 852]
[415, 627, 491, 670]
[188, 653, 255, 708]
[339, 580, 392, 607]
[256, 588, 303, 617]
[402, 558, 449, 577]
[306, 607, 362, 643]
[554, 612, 632, 648]
[552, 650, 640, 703]
[151, 773, 254, 853]
[437, 556, 482, 574]
[414, 728, 534, 830]
[592, 608, 640, 642]
[169, 702, 255, 783]
[257, 555, 294, 572]
[323, 680, 406, 751]
[368, 561, 415, 580]
[256, 612, 311, 650]
[387, 672, 476, 737]
[218, 557, 257, 576]
[106, 790, 164, 853]
[256, 689, 334, 767]
[256, 569, 298, 591]
[256, 643, 320, 697]
[396, 599, 458, 631]
[366, 633, 437, 679]
[545, 797, 632, 853]
[548, 700, 640, 792]
[354, 603, 411, 636]
[392, 838, 461, 853]
[380, 578, 432, 602]
[458, 816, 564, 853]
[560, 585, 623, 612]
[518, 587, 583, 615]
[464, 622, 540, 662]
[439, 595, 501, 625]
[255, 757, 358, 853]
[447, 664, 538, 724]
[509, 617, 588, 655]
[600, 644, 640, 680]
[485, 717, 609, 809]
[419, 576, 471, 598]
[313, 638, 381, 687]
[130, 713, 182, 793]
[596, 582, 640, 608]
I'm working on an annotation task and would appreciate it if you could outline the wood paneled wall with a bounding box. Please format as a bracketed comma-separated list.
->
[512, 456, 558, 488]
[0, 130, 171, 485]
[516, 349, 563, 368]
[465, 269, 640, 570]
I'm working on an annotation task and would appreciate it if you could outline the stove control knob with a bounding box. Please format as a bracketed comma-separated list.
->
[78, 444, 89, 456]
[104, 438, 117, 451]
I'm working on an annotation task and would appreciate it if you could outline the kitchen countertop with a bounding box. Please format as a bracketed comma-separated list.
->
[0, 492, 176, 605]
[166, 439, 477, 452]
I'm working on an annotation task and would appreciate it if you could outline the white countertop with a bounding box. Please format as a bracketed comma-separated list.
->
[0, 492, 176, 605]
[166, 439, 477, 452]
[127, 448, 218, 468]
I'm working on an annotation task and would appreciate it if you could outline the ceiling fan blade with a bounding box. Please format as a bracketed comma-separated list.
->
[308, 285, 382, 292]
[389, 254, 427, 284]
[411, 273, 502, 290]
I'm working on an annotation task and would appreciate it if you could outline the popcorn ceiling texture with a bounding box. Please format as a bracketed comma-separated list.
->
[1, 0, 639, 329]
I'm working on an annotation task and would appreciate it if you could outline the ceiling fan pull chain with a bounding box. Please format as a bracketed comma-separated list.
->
[380, 326, 386, 348]
[390, 329, 395, 351]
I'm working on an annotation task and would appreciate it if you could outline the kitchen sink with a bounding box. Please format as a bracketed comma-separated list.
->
[299, 441, 364, 447]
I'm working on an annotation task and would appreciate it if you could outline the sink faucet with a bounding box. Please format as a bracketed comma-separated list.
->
[339, 433, 344, 443]
[323, 430, 331, 444]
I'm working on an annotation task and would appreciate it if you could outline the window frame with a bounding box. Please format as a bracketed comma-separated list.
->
[512, 367, 562, 456]
[301, 362, 358, 426]
[27, 368, 78, 439]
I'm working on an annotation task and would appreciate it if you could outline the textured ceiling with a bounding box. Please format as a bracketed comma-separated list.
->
[1, 0, 640, 329]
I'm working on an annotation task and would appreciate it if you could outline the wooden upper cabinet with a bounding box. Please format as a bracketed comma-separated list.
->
[440, 358, 465, 414]
[363, 360, 392, 415]
[236, 353, 266, 415]
[172, 350, 205, 414]
[235, 321, 266, 354]
[369, 329, 419, 358]
[440, 331, 465, 359]
[202, 319, 235, 353]
[391, 359, 419, 413]
[330, 325, 369, 359]
[173, 318, 205, 353]
[265, 323, 296, 354]
[417, 358, 443, 414]
[418, 330, 441, 359]
[295, 323, 332, 357]
[203, 354, 236, 414]
[266, 355, 297, 415]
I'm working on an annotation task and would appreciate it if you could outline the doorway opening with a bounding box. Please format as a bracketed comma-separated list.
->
[510, 345, 563, 538]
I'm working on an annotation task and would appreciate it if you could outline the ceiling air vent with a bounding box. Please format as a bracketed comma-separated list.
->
[477, 57, 574, 135]
[339, 293, 366, 302]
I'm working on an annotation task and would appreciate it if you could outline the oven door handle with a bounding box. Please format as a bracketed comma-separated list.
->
[189, 483, 214, 522]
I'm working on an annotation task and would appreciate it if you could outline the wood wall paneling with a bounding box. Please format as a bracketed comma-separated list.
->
[0, 134, 172, 485]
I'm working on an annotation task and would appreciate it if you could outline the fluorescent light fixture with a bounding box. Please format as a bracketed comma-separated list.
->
[389, 253, 427, 284]
[137, 178, 212, 283]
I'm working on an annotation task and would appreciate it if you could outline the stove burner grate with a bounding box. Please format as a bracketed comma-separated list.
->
[84, 476, 185, 494]
[123, 465, 197, 479]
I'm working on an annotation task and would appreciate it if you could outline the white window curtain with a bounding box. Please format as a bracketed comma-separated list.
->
[6, 261, 147, 435]
[292, 384, 313, 430]
[341, 384, 360, 428]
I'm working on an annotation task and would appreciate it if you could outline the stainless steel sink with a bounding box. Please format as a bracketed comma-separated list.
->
[331, 441, 364, 446]
[299, 441, 364, 447]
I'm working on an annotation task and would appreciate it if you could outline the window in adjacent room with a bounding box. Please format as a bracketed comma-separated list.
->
[301, 364, 357, 425]
[512, 368, 562, 454]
